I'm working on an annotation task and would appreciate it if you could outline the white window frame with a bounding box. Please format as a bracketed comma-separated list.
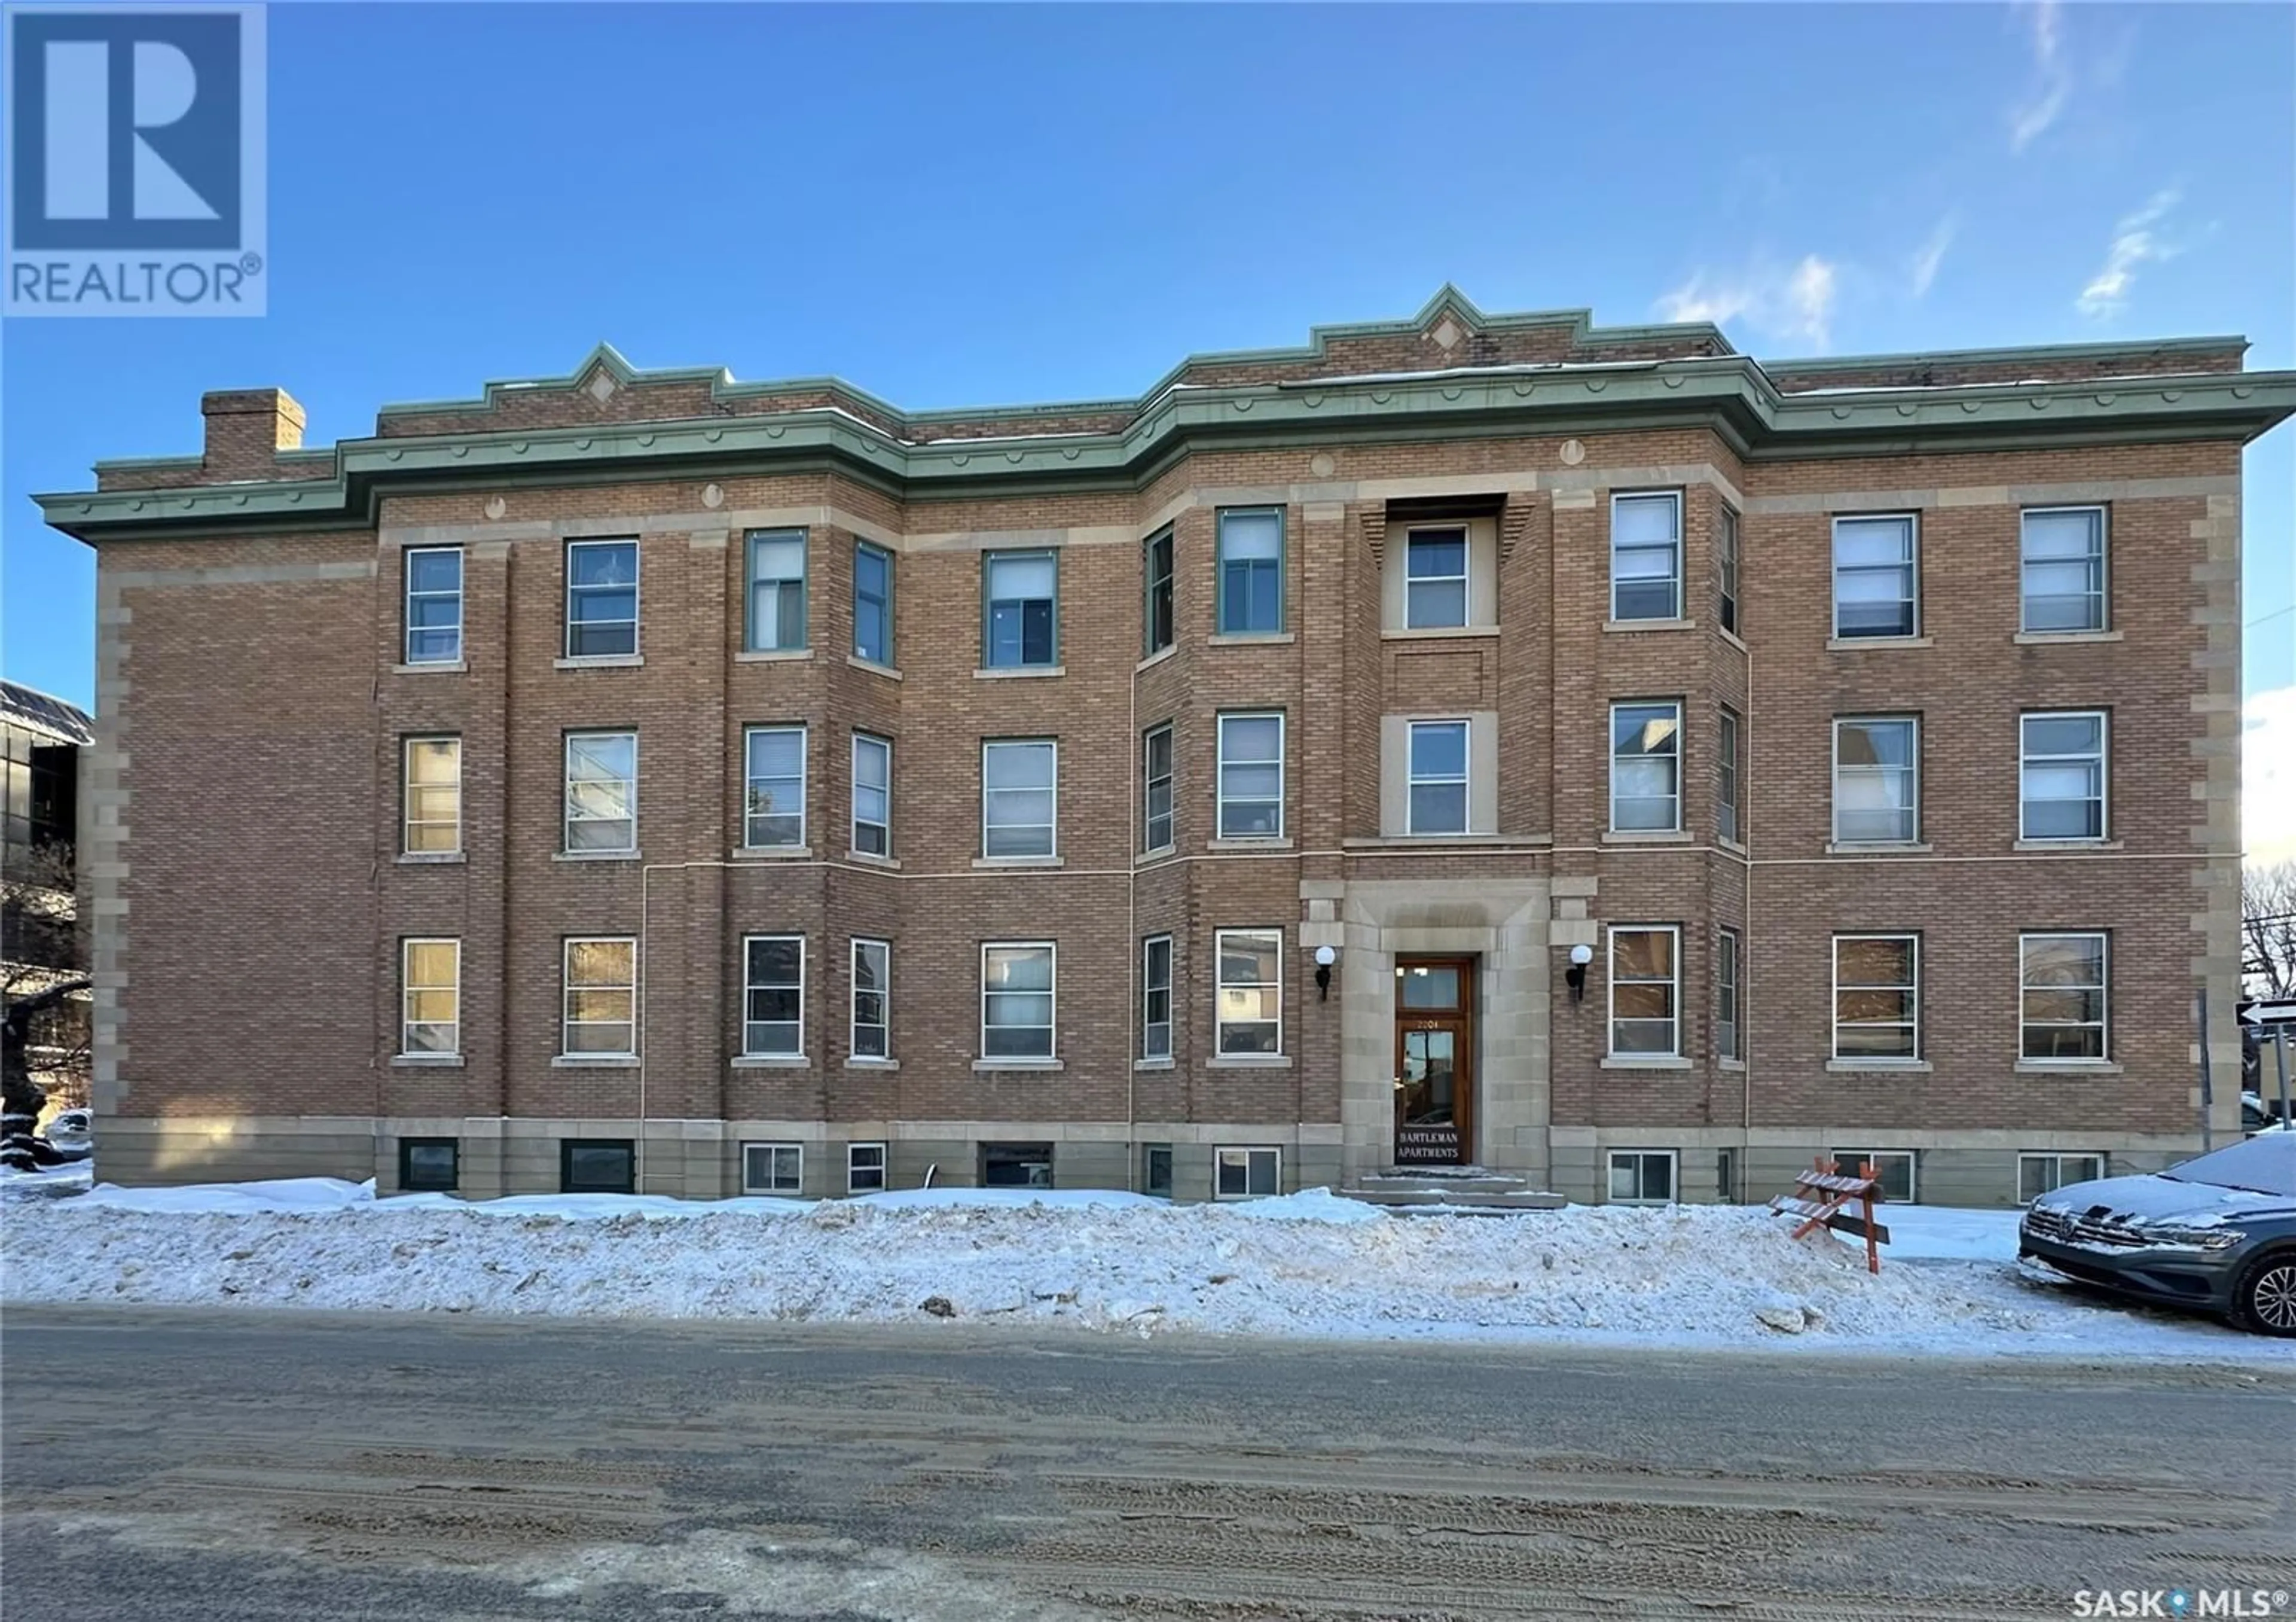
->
[1716, 926, 1742, 1063]
[1143, 527, 1175, 656]
[564, 537, 640, 658]
[403, 545, 463, 664]
[1406, 719, 1470, 836]
[743, 724, 807, 850]
[1403, 525, 1470, 629]
[2019, 1151, 2106, 1204]
[741, 934, 804, 1058]
[981, 739, 1058, 858]
[1608, 1149, 1678, 1205]
[561, 936, 637, 1059]
[847, 1141, 888, 1194]
[1214, 927, 1283, 1056]
[744, 527, 809, 653]
[983, 548, 1058, 668]
[563, 730, 637, 854]
[1610, 490, 1683, 622]
[1143, 722, 1174, 853]
[403, 735, 462, 855]
[1141, 934, 1173, 1060]
[1216, 507, 1284, 635]
[2019, 931, 2109, 1063]
[980, 941, 1056, 1061]
[400, 937, 460, 1057]
[2019, 505, 2108, 634]
[1214, 1145, 1282, 1200]
[1829, 1150, 1917, 1203]
[740, 1141, 804, 1196]
[850, 937, 891, 1060]
[1832, 716, 1921, 845]
[851, 733, 891, 858]
[1831, 513, 1919, 639]
[1717, 706, 1741, 846]
[2019, 711, 2109, 841]
[1216, 711, 1285, 840]
[1607, 925, 1681, 1058]
[1609, 701, 1683, 833]
[1832, 933, 1921, 1061]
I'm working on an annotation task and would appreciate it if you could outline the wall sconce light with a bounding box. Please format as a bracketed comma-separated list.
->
[1314, 944, 1337, 1001]
[1565, 943, 1593, 1004]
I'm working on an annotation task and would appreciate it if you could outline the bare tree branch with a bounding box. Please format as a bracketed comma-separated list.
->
[2242, 860, 2296, 1002]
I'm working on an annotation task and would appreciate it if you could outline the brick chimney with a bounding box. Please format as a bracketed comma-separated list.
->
[200, 388, 307, 478]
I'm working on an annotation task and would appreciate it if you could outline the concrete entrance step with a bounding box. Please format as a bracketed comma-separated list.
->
[1340, 1168, 1567, 1214]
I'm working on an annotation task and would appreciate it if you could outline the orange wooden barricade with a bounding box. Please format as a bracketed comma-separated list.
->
[1767, 1157, 1889, 1274]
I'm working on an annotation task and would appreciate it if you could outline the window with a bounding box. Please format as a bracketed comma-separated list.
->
[851, 733, 890, 857]
[981, 943, 1055, 1059]
[1405, 528, 1468, 629]
[561, 1139, 635, 1196]
[1832, 514, 1917, 638]
[742, 1142, 802, 1195]
[1216, 712, 1284, 839]
[1611, 492, 1683, 621]
[1141, 935, 1173, 1059]
[1610, 702, 1682, 832]
[1833, 718, 1919, 844]
[1608, 926, 1680, 1056]
[565, 538, 639, 657]
[743, 726, 805, 849]
[1216, 928, 1281, 1055]
[742, 935, 804, 1057]
[562, 937, 637, 1057]
[564, 731, 637, 853]
[847, 1142, 887, 1194]
[1833, 935, 1919, 1060]
[1717, 505, 1741, 635]
[1406, 721, 1469, 835]
[400, 938, 460, 1056]
[2020, 932, 2108, 1061]
[403, 736, 461, 854]
[853, 540, 894, 665]
[1142, 1144, 1174, 1199]
[1715, 1147, 1739, 1205]
[2020, 712, 2108, 840]
[1716, 928, 1742, 1063]
[984, 550, 1057, 667]
[1717, 708, 1741, 845]
[1143, 528, 1174, 655]
[2019, 1151, 2106, 1203]
[1608, 1150, 1676, 1204]
[1215, 1146, 1281, 1200]
[982, 1142, 1054, 1189]
[403, 547, 463, 664]
[1142, 724, 1174, 852]
[2021, 507, 2106, 633]
[398, 1138, 458, 1193]
[745, 528, 807, 652]
[1830, 1150, 1916, 1203]
[1216, 507, 1284, 634]
[851, 937, 890, 1059]
[982, 739, 1057, 858]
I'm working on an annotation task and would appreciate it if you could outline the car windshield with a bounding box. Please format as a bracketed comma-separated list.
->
[2161, 1134, 2296, 1197]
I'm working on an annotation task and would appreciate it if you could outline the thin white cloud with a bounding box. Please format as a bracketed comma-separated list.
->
[1910, 215, 1957, 298]
[2244, 686, 2296, 865]
[2009, 0, 2071, 152]
[2077, 189, 2181, 318]
[1656, 254, 1839, 351]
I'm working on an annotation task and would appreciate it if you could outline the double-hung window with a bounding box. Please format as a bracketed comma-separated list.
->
[984, 550, 1057, 667]
[1717, 505, 1741, 635]
[742, 935, 804, 1057]
[743, 725, 805, 849]
[1833, 934, 1919, 1060]
[403, 547, 463, 664]
[1143, 528, 1174, 655]
[981, 943, 1055, 1059]
[1717, 707, 1742, 845]
[1611, 492, 1683, 621]
[400, 938, 460, 1056]
[403, 737, 462, 854]
[2020, 507, 2107, 633]
[2020, 932, 2108, 1061]
[1833, 718, 1919, 844]
[1610, 702, 1681, 832]
[853, 541, 894, 665]
[1215, 928, 1281, 1055]
[851, 733, 891, 857]
[1406, 720, 1469, 834]
[745, 529, 807, 651]
[1405, 528, 1468, 628]
[1716, 928, 1742, 1062]
[1216, 507, 1283, 634]
[1142, 723, 1174, 852]
[564, 731, 637, 853]
[565, 538, 639, 657]
[562, 937, 636, 1057]
[1141, 935, 1173, 1060]
[1216, 712, 1284, 839]
[1832, 515, 1918, 638]
[2020, 712, 2108, 839]
[848, 1142, 887, 1194]
[982, 739, 1056, 858]
[1608, 926, 1680, 1057]
[851, 937, 890, 1059]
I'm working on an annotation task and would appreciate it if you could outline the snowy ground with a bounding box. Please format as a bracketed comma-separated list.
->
[0, 1173, 2276, 1360]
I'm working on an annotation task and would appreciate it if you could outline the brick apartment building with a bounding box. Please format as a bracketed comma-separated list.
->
[39, 288, 2295, 1206]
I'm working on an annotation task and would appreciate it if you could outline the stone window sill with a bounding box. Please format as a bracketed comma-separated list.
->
[972, 1057, 1064, 1071]
[1208, 632, 1295, 647]
[846, 654, 902, 681]
[396, 851, 466, 865]
[1137, 644, 1178, 672]
[2013, 629, 2121, 645]
[845, 850, 900, 870]
[2013, 839, 2123, 852]
[391, 1053, 465, 1068]
[1826, 635, 1932, 651]
[1382, 625, 1498, 641]
[1825, 1059, 1932, 1075]
[554, 653, 645, 669]
[844, 1057, 900, 1071]
[1603, 829, 1692, 844]
[1599, 1056, 1692, 1070]
[1137, 844, 1178, 867]
[1825, 842, 1934, 856]
[735, 647, 813, 664]
[1718, 1057, 1747, 1072]
[732, 1054, 810, 1069]
[1133, 1057, 1175, 1071]
[1208, 837, 1294, 852]
[973, 855, 1062, 869]
[974, 664, 1065, 680]
[554, 849, 641, 864]
[732, 845, 814, 861]
[2014, 1060, 2124, 1076]
[393, 660, 466, 675]
[1206, 1054, 1292, 1069]
[1718, 836, 1747, 856]
[1719, 627, 1750, 655]
[552, 1054, 639, 1068]
[1603, 617, 1696, 634]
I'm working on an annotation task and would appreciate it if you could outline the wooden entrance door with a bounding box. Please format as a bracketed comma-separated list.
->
[1394, 956, 1474, 1166]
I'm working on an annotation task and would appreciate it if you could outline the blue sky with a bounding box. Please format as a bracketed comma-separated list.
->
[4, 2, 2291, 720]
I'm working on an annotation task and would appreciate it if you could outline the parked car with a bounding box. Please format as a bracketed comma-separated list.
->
[40, 1108, 92, 1161]
[2019, 1134, 2296, 1336]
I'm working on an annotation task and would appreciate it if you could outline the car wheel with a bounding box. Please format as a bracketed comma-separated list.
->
[2233, 1253, 2296, 1337]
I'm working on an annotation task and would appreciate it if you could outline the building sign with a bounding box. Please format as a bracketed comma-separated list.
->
[1396, 1125, 1459, 1163]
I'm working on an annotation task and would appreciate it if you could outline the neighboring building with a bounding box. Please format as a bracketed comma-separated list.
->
[38, 289, 2296, 1206]
[1, 680, 93, 1108]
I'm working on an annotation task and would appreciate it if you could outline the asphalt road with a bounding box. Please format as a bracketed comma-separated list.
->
[3, 1307, 2292, 1621]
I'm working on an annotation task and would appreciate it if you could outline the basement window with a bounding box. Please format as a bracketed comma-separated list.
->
[981, 1142, 1054, 1189]
[1214, 1146, 1280, 1200]
[398, 1138, 459, 1193]
[560, 1139, 635, 1196]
